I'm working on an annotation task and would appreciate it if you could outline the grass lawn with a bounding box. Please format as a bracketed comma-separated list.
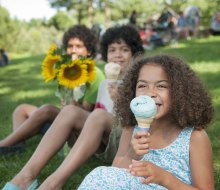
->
[0, 36, 220, 189]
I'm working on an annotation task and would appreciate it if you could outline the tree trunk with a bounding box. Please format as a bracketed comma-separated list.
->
[105, 5, 111, 27]
[78, 8, 83, 24]
[88, 0, 94, 27]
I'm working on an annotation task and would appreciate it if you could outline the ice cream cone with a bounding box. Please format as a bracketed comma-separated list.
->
[104, 62, 121, 82]
[135, 117, 154, 131]
[130, 96, 157, 132]
[107, 74, 118, 79]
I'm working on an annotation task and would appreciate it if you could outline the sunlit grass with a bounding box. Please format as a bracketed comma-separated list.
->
[192, 62, 220, 73]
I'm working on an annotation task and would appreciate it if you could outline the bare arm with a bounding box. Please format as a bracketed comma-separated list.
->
[108, 82, 120, 102]
[129, 129, 214, 190]
[189, 129, 214, 189]
[112, 126, 151, 168]
[112, 126, 134, 168]
[162, 129, 214, 189]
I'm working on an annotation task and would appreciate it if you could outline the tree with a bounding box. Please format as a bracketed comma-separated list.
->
[12, 26, 62, 54]
[111, 0, 160, 25]
[48, 11, 76, 31]
[48, 0, 96, 25]
[0, 5, 20, 51]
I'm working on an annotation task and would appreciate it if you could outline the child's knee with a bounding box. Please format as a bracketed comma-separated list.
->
[36, 104, 59, 118]
[89, 109, 112, 127]
[61, 104, 85, 119]
[13, 104, 33, 117]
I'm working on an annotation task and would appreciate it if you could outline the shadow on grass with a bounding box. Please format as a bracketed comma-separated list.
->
[11, 54, 45, 65]
[199, 71, 220, 91]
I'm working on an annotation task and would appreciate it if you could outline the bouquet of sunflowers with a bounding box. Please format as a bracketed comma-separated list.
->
[41, 43, 96, 105]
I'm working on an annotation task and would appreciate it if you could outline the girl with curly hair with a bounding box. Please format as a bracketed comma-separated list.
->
[78, 54, 214, 190]
[2, 25, 144, 190]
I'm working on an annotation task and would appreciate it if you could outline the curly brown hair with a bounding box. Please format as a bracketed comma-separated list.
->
[100, 24, 144, 62]
[114, 54, 214, 130]
[62, 25, 97, 58]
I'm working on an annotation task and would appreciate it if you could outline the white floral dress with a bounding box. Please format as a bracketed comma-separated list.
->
[77, 127, 193, 190]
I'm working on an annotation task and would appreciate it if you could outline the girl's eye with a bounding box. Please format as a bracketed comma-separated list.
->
[108, 49, 115, 52]
[122, 48, 130, 52]
[157, 84, 167, 89]
[76, 45, 83, 49]
[137, 84, 146, 88]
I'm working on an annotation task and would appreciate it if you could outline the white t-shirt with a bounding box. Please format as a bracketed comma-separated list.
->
[95, 79, 113, 113]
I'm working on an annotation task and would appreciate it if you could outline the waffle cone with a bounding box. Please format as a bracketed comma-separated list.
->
[136, 117, 154, 129]
[107, 74, 119, 80]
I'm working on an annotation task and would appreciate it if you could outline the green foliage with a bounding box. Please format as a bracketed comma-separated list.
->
[0, 6, 10, 39]
[0, 5, 64, 55]
[49, 11, 77, 31]
[1, 0, 220, 54]
[47, 0, 220, 27]
[10, 26, 63, 54]
[0, 6, 20, 50]
[0, 36, 220, 189]
[0, 5, 10, 36]
[49, 0, 94, 24]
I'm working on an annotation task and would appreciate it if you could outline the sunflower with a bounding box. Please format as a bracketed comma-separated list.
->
[41, 54, 61, 82]
[57, 61, 88, 89]
[48, 43, 58, 55]
[84, 59, 96, 83]
[41, 43, 97, 102]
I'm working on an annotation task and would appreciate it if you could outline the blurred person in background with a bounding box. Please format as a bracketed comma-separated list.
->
[176, 11, 189, 40]
[184, 5, 200, 37]
[129, 10, 138, 27]
[0, 48, 9, 66]
[210, 11, 220, 35]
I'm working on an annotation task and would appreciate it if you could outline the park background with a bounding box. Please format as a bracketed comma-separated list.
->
[0, 0, 220, 189]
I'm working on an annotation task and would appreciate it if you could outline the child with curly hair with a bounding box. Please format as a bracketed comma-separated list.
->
[78, 54, 214, 190]
[2, 25, 144, 190]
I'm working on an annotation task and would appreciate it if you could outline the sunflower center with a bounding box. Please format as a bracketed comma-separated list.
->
[64, 65, 81, 80]
[87, 64, 92, 72]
